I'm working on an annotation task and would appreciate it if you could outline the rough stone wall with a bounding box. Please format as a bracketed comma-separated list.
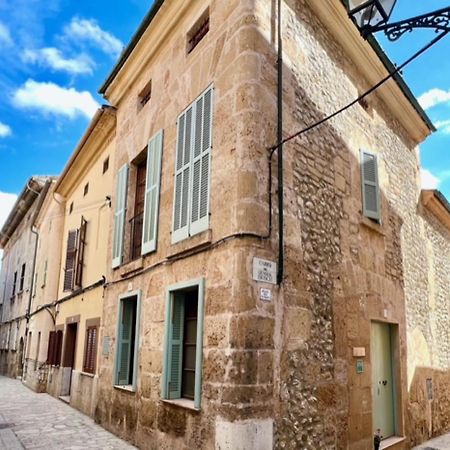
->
[407, 206, 450, 445]
[253, 0, 424, 448]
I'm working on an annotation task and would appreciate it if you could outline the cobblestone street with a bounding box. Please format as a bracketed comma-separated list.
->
[0, 376, 136, 449]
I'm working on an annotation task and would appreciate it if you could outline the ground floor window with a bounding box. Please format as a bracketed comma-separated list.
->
[47, 330, 63, 366]
[115, 292, 141, 388]
[83, 318, 100, 374]
[162, 278, 204, 409]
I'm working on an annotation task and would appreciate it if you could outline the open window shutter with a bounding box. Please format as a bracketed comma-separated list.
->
[118, 302, 133, 385]
[112, 164, 129, 268]
[168, 293, 185, 399]
[361, 150, 380, 221]
[142, 130, 163, 254]
[190, 87, 213, 236]
[172, 107, 193, 243]
[63, 230, 78, 291]
[84, 327, 97, 373]
[75, 217, 87, 288]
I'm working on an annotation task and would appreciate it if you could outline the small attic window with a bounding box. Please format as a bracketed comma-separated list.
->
[138, 79, 152, 109]
[84, 183, 89, 197]
[103, 156, 110, 174]
[69, 202, 74, 214]
[187, 9, 209, 54]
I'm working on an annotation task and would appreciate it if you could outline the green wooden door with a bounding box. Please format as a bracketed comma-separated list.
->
[371, 322, 395, 438]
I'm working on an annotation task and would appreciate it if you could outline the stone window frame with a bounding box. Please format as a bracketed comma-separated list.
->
[161, 278, 205, 410]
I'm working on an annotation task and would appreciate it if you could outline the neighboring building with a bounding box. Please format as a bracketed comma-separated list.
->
[92, 0, 434, 449]
[38, 106, 116, 417]
[406, 190, 450, 445]
[0, 177, 53, 379]
[22, 181, 64, 392]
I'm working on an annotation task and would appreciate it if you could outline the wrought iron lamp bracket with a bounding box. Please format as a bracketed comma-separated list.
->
[362, 7, 450, 41]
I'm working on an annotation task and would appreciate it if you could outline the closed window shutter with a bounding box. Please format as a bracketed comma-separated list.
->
[118, 301, 133, 385]
[83, 327, 97, 374]
[361, 150, 380, 221]
[173, 108, 193, 243]
[168, 293, 185, 399]
[63, 230, 78, 291]
[75, 217, 87, 288]
[55, 331, 63, 365]
[190, 87, 212, 235]
[142, 130, 163, 254]
[112, 164, 129, 268]
[47, 331, 56, 364]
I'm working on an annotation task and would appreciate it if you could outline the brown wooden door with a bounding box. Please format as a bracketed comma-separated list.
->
[63, 323, 78, 368]
[131, 161, 146, 259]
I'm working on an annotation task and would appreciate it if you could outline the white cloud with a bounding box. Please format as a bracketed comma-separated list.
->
[12, 79, 99, 119]
[421, 168, 440, 190]
[435, 119, 450, 135]
[23, 47, 94, 75]
[0, 22, 13, 47]
[418, 88, 450, 110]
[64, 17, 123, 58]
[0, 122, 12, 138]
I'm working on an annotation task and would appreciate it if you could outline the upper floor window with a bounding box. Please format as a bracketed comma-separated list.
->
[360, 150, 381, 222]
[84, 183, 89, 197]
[138, 79, 152, 110]
[103, 157, 110, 174]
[63, 216, 87, 291]
[112, 131, 163, 268]
[172, 86, 213, 243]
[19, 263, 26, 292]
[187, 9, 209, 54]
[12, 271, 17, 297]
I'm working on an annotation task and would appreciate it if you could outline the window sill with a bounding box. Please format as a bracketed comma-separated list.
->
[380, 436, 405, 449]
[80, 371, 95, 378]
[119, 257, 144, 278]
[161, 398, 200, 412]
[168, 229, 212, 259]
[360, 216, 385, 236]
[114, 384, 136, 393]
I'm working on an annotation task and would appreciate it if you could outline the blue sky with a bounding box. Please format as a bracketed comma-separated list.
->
[0, 0, 449, 225]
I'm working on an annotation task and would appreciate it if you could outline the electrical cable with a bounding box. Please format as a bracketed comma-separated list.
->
[268, 30, 449, 152]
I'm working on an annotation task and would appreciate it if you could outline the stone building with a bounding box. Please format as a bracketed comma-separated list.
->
[0, 176, 54, 379]
[92, 0, 434, 449]
[406, 190, 450, 445]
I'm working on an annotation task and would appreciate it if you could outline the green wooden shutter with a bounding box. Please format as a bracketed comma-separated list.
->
[168, 293, 185, 399]
[117, 300, 133, 385]
[172, 107, 193, 243]
[361, 150, 380, 221]
[112, 164, 129, 268]
[190, 87, 213, 236]
[142, 130, 163, 254]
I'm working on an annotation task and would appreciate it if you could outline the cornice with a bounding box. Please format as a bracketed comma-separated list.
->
[421, 189, 450, 232]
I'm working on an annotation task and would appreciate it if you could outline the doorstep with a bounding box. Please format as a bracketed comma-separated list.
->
[59, 395, 70, 404]
[381, 436, 406, 449]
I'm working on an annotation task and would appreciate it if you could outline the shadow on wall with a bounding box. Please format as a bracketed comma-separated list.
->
[408, 366, 450, 446]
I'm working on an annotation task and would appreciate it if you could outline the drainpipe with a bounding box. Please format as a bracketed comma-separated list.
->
[277, 0, 284, 284]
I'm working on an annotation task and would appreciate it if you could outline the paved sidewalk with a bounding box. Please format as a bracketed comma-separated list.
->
[0, 375, 136, 449]
[413, 433, 450, 450]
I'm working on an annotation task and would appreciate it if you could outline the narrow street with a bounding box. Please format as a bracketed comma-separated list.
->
[0, 376, 136, 449]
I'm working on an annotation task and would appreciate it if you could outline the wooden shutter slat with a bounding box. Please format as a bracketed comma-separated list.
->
[112, 164, 129, 268]
[142, 130, 163, 255]
[361, 150, 380, 221]
[168, 294, 185, 399]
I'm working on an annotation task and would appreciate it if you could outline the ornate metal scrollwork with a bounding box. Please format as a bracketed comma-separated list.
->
[371, 7, 450, 41]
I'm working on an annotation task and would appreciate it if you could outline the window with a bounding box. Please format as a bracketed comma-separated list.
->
[63, 217, 87, 291]
[114, 292, 141, 388]
[12, 271, 17, 297]
[138, 79, 152, 109]
[84, 183, 89, 197]
[187, 9, 209, 54]
[34, 332, 41, 370]
[172, 87, 213, 243]
[83, 323, 98, 374]
[69, 202, 74, 214]
[103, 157, 110, 174]
[162, 279, 205, 409]
[47, 330, 63, 366]
[112, 130, 163, 268]
[19, 263, 26, 292]
[360, 150, 381, 221]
